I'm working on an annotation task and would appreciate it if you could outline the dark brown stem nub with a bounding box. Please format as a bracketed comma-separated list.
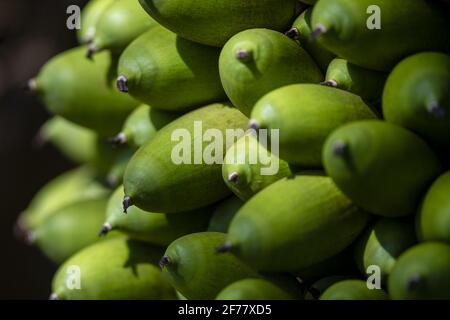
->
[215, 241, 233, 254]
[427, 102, 446, 119]
[236, 49, 251, 61]
[116, 75, 129, 93]
[85, 43, 97, 60]
[285, 27, 300, 40]
[26, 78, 37, 93]
[320, 79, 338, 88]
[407, 275, 422, 291]
[248, 119, 260, 131]
[49, 293, 59, 300]
[159, 256, 171, 269]
[123, 196, 133, 214]
[13, 218, 33, 244]
[98, 223, 112, 237]
[310, 24, 327, 41]
[332, 141, 348, 157]
[228, 172, 239, 184]
[107, 133, 127, 146]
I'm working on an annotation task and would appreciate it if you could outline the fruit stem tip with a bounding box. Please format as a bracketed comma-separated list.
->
[285, 27, 300, 40]
[310, 24, 327, 41]
[228, 172, 239, 184]
[85, 43, 97, 60]
[107, 132, 127, 146]
[98, 223, 112, 237]
[248, 119, 260, 131]
[215, 241, 233, 254]
[116, 75, 129, 93]
[332, 141, 348, 157]
[320, 79, 338, 88]
[159, 256, 171, 269]
[123, 196, 132, 213]
[427, 102, 446, 119]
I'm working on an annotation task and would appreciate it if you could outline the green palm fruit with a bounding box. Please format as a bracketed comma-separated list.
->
[117, 26, 226, 112]
[322, 58, 387, 101]
[109, 104, 179, 149]
[208, 197, 245, 233]
[160, 232, 259, 300]
[320, 280, 389, 300]
[37, 116, 98, 164]
[311, 0, 449, 71]
[416, 171, 450, 242]
[323, 120, 442, 217]
[250, 84, 377, 167]
[216, 278, 301, 300]
[219, 28, 323, 116]
[382, 52, 450, 153]
[77, 0, 114, 44]
[17, 167, 108, 233]
[222, 131, 292, 200]
[354, 218, 417, 284]
[51, 237, 176, 300]
[123, 103, 248, 213]
[30, 198, 111, 264]
[219, 175, 370, 272]
[100, 186, 212, 246]
[388, 242, 450, 300]
[138, 0, 299, 47]
[286, 8, 335, 72]
[87, 0, 158, 58]
[305, 276, 352, 300]
[31, 47, 139, 136]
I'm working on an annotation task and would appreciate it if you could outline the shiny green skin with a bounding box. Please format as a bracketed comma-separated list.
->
[320, 280, 389, 300]
[291, 8, 335, 72]
[226, 175, 371, 271]
[383, 52, 450, 152]
[388, 242, 450, 300]
[32, 198, 110, 264]
[92, 0, 157, 54]
[323, 120, 442, 217]
[77, 0, 114, 44]
[216, 278, 299, 300]
[52, 237, 176, 300]
[105, 187, 212, 245]
[417, 171, 450, 242]
[305, 276, 352, 300]
[222, 133, 292, 200]
[39, 117, 98, 164]
[119, 104, 179, 149]
[35, 47, 139, 136]
[251, 84, 376, 167]
[162, 232, 259, 300]
[118, 26, 226, 112]
[219, 28, 323, 116]
[19, 167, 108, 231]
[311, 0, 449, 71]
[354, 218, 417, 284]
[208, 197, 244, 233]
[138, 0, 298, 47]
[124, 103, 248, 213]
[325, 58, 387, 101]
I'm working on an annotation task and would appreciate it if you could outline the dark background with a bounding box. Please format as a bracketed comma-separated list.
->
[0, 0, 89, 299]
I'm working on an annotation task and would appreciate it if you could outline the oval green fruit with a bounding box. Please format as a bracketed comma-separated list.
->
[323, 120, 442, 217]
[388, 242, 450, 300]
[138, 0, 299, 47]
[323, 58, 387, 101]
[287, 8, 335, 72]
[123, 103, 248, 213]
[216, 278, 300, 300]
[219, 28, 323, 116]
[160, 232, 259, 300]
[383, 52, 450, 153]
[320, 280, 389, 300]
[117, 26, 226, 112]
[110, 104, 179, 149]
[222, 131, 292, 200]
[416, 171, 450, 242]
[251, 84, 377, 167]
[51, 237, 176, 300]
[207, 197, 244, 233]
[31, 198, 111, 264]
[33, 47, 139, 136]
[77, 0, 114, 44]
[354, 218, 417, 284]
[223, 175, 370, 271]
[101, 186, 212, 246]
[305, 276, 352, 300]
[311, 0, 449, 71]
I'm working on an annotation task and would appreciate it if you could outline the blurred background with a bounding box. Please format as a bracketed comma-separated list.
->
[0, 0, 89, 299]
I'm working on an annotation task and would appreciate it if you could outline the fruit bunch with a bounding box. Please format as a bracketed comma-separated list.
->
[19, 0, 449, 300]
